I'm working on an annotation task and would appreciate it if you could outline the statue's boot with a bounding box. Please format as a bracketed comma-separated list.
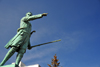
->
[0, 48, 16, 66]
[15, 64, 19, 67]
[15, 53, 24, 67]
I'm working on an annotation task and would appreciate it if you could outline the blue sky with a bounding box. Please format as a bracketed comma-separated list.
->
[0, 0, 100, 67]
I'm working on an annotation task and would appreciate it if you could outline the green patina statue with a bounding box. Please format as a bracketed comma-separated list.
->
[0, 12, 48, 67]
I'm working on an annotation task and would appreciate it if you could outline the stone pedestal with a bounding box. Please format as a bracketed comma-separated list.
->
[0, 64, 15, 67]
[0, 62, 40, 67]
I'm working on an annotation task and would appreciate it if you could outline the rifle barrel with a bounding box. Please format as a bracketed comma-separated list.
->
[31, 39, 61, 48]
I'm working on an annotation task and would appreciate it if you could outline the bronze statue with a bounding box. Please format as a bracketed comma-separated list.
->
[0, 12, 47, 67]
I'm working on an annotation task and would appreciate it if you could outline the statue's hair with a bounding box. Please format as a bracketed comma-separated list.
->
[26, 12, 32, 16]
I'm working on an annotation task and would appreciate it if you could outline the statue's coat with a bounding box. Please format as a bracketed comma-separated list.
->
[5, 14, 43, 50]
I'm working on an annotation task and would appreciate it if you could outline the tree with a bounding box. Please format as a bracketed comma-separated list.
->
[48, 54, 61, 67]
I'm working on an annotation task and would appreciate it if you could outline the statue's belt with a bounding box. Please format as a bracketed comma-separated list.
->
[17, 27, 25, 32]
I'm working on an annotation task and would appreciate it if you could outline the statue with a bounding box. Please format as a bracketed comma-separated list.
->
[0, 12, 48, 67]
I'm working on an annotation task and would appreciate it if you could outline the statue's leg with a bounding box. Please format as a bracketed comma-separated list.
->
[15, 48, 25, 66]
[0, 47, 16, 66]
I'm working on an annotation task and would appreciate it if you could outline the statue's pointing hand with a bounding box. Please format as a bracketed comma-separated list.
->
[42, 13, 48, 16]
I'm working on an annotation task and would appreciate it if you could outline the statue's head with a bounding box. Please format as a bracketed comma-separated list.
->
[26, 12, 32, 16]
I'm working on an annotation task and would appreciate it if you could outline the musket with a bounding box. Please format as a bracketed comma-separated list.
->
[31, 39, 61, 48]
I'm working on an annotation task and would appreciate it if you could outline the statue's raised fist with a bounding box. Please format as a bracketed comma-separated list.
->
[42, 13, 48, 16]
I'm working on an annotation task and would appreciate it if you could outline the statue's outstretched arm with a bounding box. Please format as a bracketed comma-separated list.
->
[27, 13, 48, 21]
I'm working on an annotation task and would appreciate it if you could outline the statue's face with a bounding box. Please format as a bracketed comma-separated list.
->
[26, 12, 32, 16]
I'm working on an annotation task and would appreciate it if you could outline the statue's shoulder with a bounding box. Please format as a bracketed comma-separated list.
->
[21, 16, 28, 21]
[21, 16, 26, 20]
